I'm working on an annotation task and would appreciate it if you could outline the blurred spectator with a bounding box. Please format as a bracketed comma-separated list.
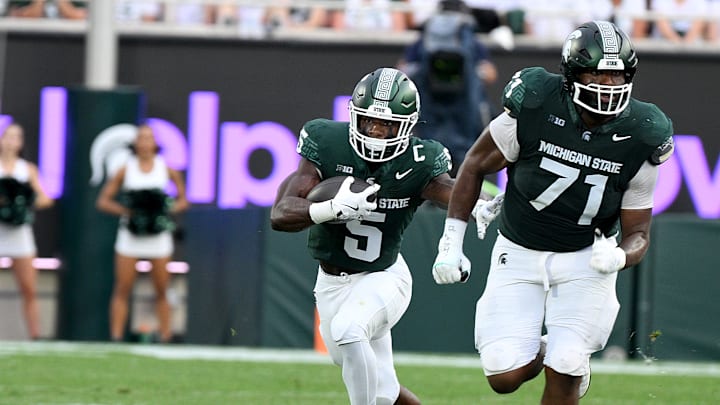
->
[0, 123, 54, 340]
[96, 124, 189, 343]
[165, 2, 215, 25]
[4, 0, 44, 18]
[464, 0, 528, 34]
[397, 0, 497, 173]
[57, 0, 87, 20]
[407, 0, 526, 35]
[524, 0, 593, 41]
[115, 0, 162, 22]
[593, 0, 649, 39]
[651, 0, 708, 44]
[213, 2, 268, 37]
[331, 0, 407, 31]
[706, 0, 720, 41]
[267, 2, 329, 30]
[406, 0, 440, 30]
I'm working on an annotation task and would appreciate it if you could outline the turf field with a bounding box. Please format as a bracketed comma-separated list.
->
[0, 342, 718, 404]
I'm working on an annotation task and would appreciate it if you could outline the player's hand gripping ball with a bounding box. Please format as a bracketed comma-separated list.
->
[306, 176, 379, 224]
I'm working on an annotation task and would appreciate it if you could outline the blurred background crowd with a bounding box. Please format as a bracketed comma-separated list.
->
[2, 0, 720, 46]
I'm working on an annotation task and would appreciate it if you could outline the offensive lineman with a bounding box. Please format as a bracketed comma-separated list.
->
[271, 67, 501, 404]
[432, 21, 674, 404]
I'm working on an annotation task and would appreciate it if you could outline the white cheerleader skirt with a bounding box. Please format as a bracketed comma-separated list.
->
[114, 227, 173, 259]
[0, 223, 37, 257]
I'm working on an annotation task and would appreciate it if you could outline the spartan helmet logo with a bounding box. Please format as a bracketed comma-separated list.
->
[89, 123, 138, 186]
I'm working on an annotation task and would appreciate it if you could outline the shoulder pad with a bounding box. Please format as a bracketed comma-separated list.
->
[627, 102, 675, 165]
[502, 67, 560, 117]
[296, 118, 331, 163]
[411, 138, 452, 177]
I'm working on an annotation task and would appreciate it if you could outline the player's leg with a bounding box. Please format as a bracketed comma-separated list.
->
[315, 270, 377, 405]
[542, 249, 619, 404]
[110, 253, 138, 341]
[371, 333, 421, 405]
[396, 385, 421, 405]
[11, 256, 40, 339]
[326, 258, 412, 404]
[149, 256, 172, 342]
[475, 234, 547, 394]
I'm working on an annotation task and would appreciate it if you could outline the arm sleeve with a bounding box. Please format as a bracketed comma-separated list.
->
[488, 111, 520, 162]
[621, 161, 658, 210]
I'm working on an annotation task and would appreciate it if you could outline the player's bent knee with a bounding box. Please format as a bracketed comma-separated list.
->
[331, 317, 368, 344]
[481, 341, 518, 375]
[376, 396, 394, 405]
[544, 347, 586, 376]
[486, 374, 522, 394]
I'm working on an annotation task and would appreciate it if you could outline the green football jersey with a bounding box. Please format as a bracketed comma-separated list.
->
[499, 67, 673, 251]
[297, 118, 451, 271]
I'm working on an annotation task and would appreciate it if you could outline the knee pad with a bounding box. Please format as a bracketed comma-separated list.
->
[544, 346, 587, 376]
[480, 341, 518, 375]
[331, 316, 368, 345]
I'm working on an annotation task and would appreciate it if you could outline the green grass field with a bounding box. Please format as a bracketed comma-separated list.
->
[0, 342, 718, 404]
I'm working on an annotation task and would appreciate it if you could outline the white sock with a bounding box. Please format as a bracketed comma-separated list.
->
[340, 340, 377, 405]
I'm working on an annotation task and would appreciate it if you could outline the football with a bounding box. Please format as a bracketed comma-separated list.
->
[306, 176, 376, 203]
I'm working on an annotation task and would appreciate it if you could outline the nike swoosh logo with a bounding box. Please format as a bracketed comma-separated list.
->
[612, 133, 632, 142]
[395, 168, 413, 180]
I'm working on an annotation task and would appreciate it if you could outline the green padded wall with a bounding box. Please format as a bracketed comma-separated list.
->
[57, 86, 144, 341]
[635, 214, 720, 361]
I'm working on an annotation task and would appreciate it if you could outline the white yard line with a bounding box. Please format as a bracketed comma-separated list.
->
[1, 341, 719, 377]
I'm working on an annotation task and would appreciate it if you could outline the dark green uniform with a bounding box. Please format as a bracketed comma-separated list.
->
[298, 118, 451, 271]
[498, 67, 673, 251]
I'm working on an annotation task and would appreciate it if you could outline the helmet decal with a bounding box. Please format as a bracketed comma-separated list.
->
[373, 68, 396, 107]
[597, 21, 619, 54]
[596, 21, 624, 70]
[562, 30, 582, 63]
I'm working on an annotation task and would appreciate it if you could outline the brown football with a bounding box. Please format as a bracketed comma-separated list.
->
[306, 176, 376, 203]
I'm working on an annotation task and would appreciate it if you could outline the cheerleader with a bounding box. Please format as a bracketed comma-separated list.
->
[0, 123, 54, 339]
[96, 124, 189, 343]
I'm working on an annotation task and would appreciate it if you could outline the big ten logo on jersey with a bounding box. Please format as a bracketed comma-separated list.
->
[10, 88, 720, 218]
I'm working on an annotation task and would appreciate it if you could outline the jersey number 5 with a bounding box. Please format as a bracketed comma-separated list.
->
[530, 157, 608, 225]
[343, 212, 386, 262]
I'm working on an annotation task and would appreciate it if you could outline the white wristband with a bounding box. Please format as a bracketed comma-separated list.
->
[443, 218, 468, 246]
[309, 200, 336, 224]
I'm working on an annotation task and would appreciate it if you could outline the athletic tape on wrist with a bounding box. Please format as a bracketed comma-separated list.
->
[309, 200, 336, 224]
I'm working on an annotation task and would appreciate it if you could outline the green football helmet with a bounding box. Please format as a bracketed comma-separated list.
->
[561, 21, 638, 116]
[349, 67, 420, 162]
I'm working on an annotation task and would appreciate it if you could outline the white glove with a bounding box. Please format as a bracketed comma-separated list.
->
[472, 192, 504, 239]
[589, 229, 626, 274]
[432, 218, 472, 284]
[309, 177, 380, 224]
